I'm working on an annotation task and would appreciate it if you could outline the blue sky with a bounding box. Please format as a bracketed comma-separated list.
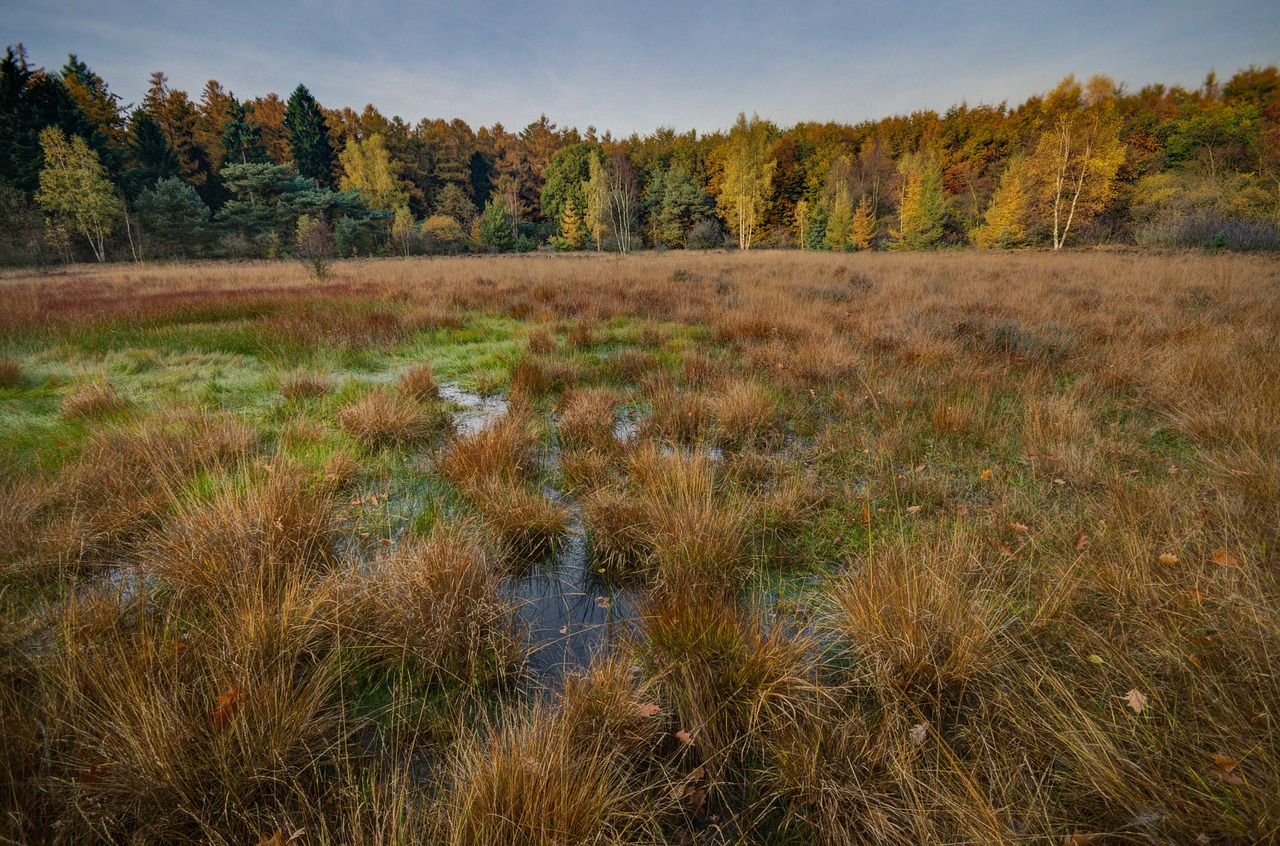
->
[4, 0, 1278, 135]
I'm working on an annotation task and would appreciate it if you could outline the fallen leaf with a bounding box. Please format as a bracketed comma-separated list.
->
[906, 505, 922, 514]
[980, 469, 993, 481]
[1088, 654, 1105, 665]
[595, 596, 611, 609]
[1074, 531, 1089, 551]
[1010, 521, 1029, 533]
[1212, 549, 1239, 567]
[1214, 768, 1246, 786]
[255, 834, 286, 846]
[861, 505, 872, 525]
[212, 686, 243, 731]
[1159, 553, 1179, 564]
[676, 729, 694, 745]
[909, 723, 928, 747]
[1060, 835, 1105, 846]
[1123, 688, 1148, 715]
[999, 542, 1016, 556]
[636, 702, 661, 718]
[1213, 753, 1239, 772]
[1053, 478, 1066, 486]
[558, 625, 569, 635]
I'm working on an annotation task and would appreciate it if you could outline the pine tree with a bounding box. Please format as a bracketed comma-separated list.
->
[890, 153, 946, 250]
[284, 84, 334, 187]
[220, 98, 266, 165]
[550, 199, 587, 250]
[136, 176, 209, 256]
[35, 126, 120, 261]
[850, 194, 876, 250]
[122, 111, 180, 198]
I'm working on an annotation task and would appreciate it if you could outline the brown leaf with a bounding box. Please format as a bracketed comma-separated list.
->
[255, 834, 287, 846]
[999, 542, 1016, 557]
[676, 728, 694, 745]
[1074, 531, 1089, 551]
[980, 469, 993, 481]
[905, 505, 922, 514]
[595, 596, 611, 609]
[636, 702, 661, 718]
[1123, 688, 1147, 715]
[1159, 553, 1179, 564]
[1214, 768, 1246, 786]
[1060, 836, 1105, 846]
[212, 686, 243, 731]
[860, 505, 872, 525]
[909, 723, 928, 747]
[1010, 521, 1029, 533]
[1213, 753, 1239, 772]
[1212, 549, 1239, 567]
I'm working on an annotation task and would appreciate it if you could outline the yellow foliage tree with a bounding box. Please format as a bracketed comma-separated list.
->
[338, 133, 408, 212]
[1028, 76, 1126, 250]
[715, 112, 776, 250]
[971, 157, 1032, 248]
[850, 194, 876, 250]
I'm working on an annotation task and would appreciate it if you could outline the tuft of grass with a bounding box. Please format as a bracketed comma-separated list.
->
[59, 380, 127, 419]
[437, 413, 538, 491]
[147, 460, 338, 599]
[279, 372, 330, 402]
[0, 358, 21, 389]
[823, 531, 1008, 699]
[641, 377, 709, 445]
[557, 387, 620, 453]
[338, 390, 449, 451]
[341, 524, 521, 684]
[582, 487, 653, 583]
[436, 704, 656, 846]
[711, 378, 780, 449]
[398, 362, 439, 402]
[468, 479, 571, 563]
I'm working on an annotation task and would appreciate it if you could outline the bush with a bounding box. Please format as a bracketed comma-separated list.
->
[685, 217, 724, 250]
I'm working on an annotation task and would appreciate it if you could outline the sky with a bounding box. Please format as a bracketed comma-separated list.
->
[4, 0, 1278, 136]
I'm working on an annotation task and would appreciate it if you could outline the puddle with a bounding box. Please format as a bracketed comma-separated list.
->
[439, 382, 509, 436]
[509, 522, 639, 679]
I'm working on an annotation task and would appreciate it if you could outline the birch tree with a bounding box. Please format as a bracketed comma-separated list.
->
[716, 112, 775, 250]
[1029, 76, 1126, 250]
[35, 127, 120, 262]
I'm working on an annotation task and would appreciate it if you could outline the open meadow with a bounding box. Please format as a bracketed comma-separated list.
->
[0, 249, 1277, 844]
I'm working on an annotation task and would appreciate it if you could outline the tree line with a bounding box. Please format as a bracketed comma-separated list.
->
[2, 44, 1278, 265]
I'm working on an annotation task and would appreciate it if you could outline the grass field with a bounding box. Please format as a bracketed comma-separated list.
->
[1, 249, 1277, 844]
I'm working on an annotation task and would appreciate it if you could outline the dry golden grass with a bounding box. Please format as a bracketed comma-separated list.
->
[398, 361, 439, 401]
[340, 525, 521, 683]
[3, 250, 1278, 844]
[0, 358, 20, 389]
[59, 380, 127, 419]
[338, 389, 448, 450]
[278, 372, 330, 402]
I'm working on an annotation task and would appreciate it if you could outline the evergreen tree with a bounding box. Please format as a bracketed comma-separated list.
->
[549, 199, 587, 250]
[474, 197, 515, 252]
[284, 84, 335, 187]
[434, 181, 476, 225]
[122, 111, 181, 198]
[136, 176, 209, 256]
[541, 142, 597, 227]
[645, 164, 714, 248]
[890, 153, 947, 250]
[220, 98, 267, 165]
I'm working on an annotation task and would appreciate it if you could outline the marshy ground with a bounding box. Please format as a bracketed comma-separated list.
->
[1, 250, 1277, 844]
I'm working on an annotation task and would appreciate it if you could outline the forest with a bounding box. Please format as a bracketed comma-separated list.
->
[2, 43, 1279, 265]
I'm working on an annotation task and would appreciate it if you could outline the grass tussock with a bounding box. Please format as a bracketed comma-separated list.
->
[436, 703, 658, 846]
[437, 412, 538, 490]
[338, 389, 449, 450]
[398, 362, 439, 401]
[59, 380, 127, 419]
[342, 525, 521, 684]
[279, 372, 330, 402]
[0, 358, 21, 389]
[711, 378, 781, 449]
[557, 386, 621, 453]
[147, 460, 339, 599]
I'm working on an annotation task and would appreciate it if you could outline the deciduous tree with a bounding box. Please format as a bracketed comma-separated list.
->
[716, 112, 776, 250]
[35, 126, 120, 261]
